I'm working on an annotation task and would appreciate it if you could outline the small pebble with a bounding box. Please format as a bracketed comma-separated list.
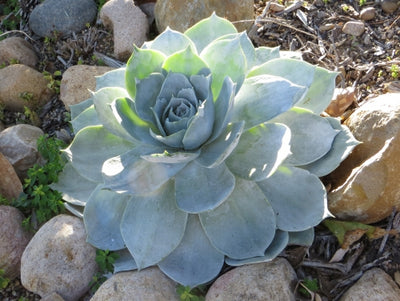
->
[320, 23, 335, 31]
[269, 2, 285, 12]
[342, 21, 365, 36]
[381, 0, 399, 14]
[360, 7, 375, 20]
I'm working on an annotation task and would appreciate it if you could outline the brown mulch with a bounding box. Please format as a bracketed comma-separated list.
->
[1, 0, 400, 300]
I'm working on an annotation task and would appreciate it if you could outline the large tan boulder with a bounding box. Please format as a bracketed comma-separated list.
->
[0, 37, 38, 68]
[60, 65, 114, 110]
[328, 93, 400, 223]
[0, 152, 23, 201]
[154, 0, 254, 33]
[0, 64, 54, 111]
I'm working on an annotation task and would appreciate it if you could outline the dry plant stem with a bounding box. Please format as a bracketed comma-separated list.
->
[378, 208, 397, 255]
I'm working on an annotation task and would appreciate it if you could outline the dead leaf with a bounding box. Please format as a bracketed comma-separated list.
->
[323, 219, 398, 249]
[325, 87, 356, 117]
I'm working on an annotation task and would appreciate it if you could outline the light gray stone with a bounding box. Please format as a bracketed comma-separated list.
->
[381, 0, 399, 14]
[340, 268, 400, 301]
[206, 258, 297, 301]
[21, 214, 97, 301]
[0, 206, 32, 279]
[60, 65, 114, 110]
[0, 124, 44, 179]
[154, 0, 254, 33]
[100, 0, 149, 61]
[0, 64, 54, 111]
[328, 93, 400, 223]
[0, 37, 38, 68]
[342, 21, 365, 36]
[29, 0, 97, 37]
[91, 267, 180, 301]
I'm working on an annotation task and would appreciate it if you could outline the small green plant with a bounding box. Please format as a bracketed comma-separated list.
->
[43, 70, 62, 94]
[0, 0, 21, 31]
[177, 285, 206, 301]
[89, 249, 119, 293]
[299, 278, 319, 297]
[377, 69, 384, 77]
[95, 0, 107, 11]
[0, 268, 10, 289]
[12, 135, 66, 230]
[19, 92, 34, 102]
[359, 0, 366, 6]
[390, 64, 399, 79]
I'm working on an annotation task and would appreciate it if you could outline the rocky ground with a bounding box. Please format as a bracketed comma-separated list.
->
[0, 0, 400, 300]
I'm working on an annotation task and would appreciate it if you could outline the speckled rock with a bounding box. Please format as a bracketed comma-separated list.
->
[91, 267, 180, 301]
[0, 124, 44, 179]
[100, 0, 149, 61]
[21, 215, 97, 301]
[340, 268, 400, 300]
[0, 37, 38, 68]
[381, 0, 399, 14]
[60, 65, 114, 110]
[206, 258, 297, 301]
[0, 206, 32, 279]
[328, 93, 400, 223]
[0, 64, 54, 111]
[0, 152, 23, 201]
[342, 21, 365, 36]
[155, 0, 254, 33]
[29, 0, 97, 37]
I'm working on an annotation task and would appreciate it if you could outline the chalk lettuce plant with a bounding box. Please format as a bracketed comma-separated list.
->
[53, 14, 358, 287]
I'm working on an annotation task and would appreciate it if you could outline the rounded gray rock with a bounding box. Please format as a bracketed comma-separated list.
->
[20, 214, 97, 301]
[29, 0, 97, 37]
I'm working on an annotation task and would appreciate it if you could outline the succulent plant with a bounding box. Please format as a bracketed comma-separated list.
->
[52, 14, 359, 287]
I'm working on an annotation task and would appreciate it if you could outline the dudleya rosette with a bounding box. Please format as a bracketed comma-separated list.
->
[53, 14, 359, 287]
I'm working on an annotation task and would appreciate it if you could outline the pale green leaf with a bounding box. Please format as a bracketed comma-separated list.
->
[95, 68, 126, 91]
[70, 105, 99, 133]
[113, 249, 138, 273]
[184, 12, 237, 53]
[288, 228, 315, 246]
[162, 46, 209, 77]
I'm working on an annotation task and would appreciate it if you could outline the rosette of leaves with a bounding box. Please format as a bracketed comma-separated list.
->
[52, 14, 359, 287]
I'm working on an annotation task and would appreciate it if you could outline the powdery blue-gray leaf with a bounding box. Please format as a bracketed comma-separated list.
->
[226, 123, 291, 181]
[288, 228, 315, 246]
[70, 105, 99, 133]
[70, 97, 93, 120]
[207, 76, 236, 142]
[121, 181, 188, 269]
[258, 166, 329, 231]
[66, 125, 134, 183]
[95, 68, 126, 91]
[182, 98, 215, 150]
[225, 230, 289, 266]
[200, 178, 276, 259]
[299, 117, 360, 176]
[112, 97, 160, 145]
[252, 46, 280, 67]
[184, 12, 237, 53]
[145, 27, 196, 56]
[297, 66, 338, 114]
[231, 74, 307, 130]
[113, 249, 138, 273]
[84, 185, 130, 250]
[92, 87, 136, 142]
[196, 121, 244, 168]
[102, 148, 187, 195]
[135, 73, 165, 123]
[175, 161, 235, 213]
[273, 107, 339, 166]
[141, 149, 200, 164]
[158, 215, 224, 288]
[50, 163, 98, 206]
